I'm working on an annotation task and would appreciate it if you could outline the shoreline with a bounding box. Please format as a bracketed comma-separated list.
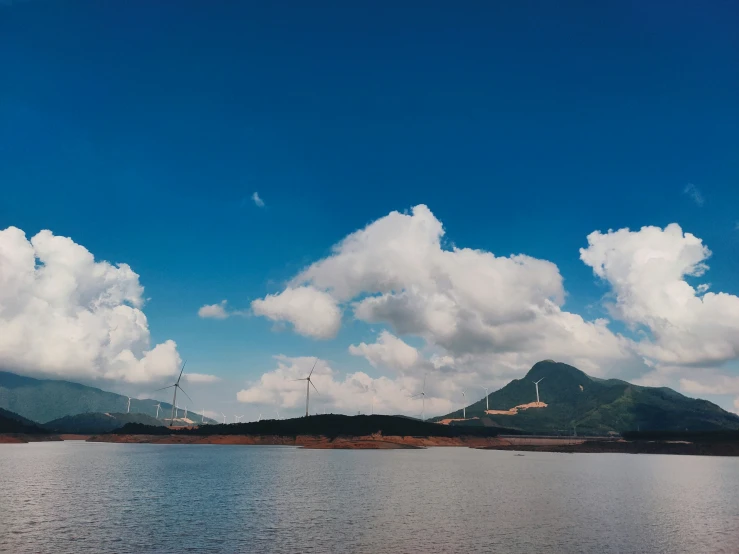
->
[479, 440, 739, 456]
[87, 433, 511, 449]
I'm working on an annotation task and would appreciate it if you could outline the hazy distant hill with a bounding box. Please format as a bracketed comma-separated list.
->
[0, 407, 48, 434]
[44, 412, 168, 434]
[0, 371, 217, 424]
[437, 360, 739, 434]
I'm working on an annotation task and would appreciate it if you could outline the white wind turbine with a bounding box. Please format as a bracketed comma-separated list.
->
[152, 361, 192, 427]
[257, 414, 262, 422]
[533, 377, 545, 405]
[410, 375, 428, 421]
[221, 412, 226, 424]
[126, 397, 131, 413]
[155, 403, 162, 419]
[479, 385, 489, 412]
[234, 414, 243, 423]
[292, 359, 319, 417]
[201, 409, 206, 424]
[184, 406, 188, 419]
[275, 410, 280, 420]
[461, 390, 466, 419]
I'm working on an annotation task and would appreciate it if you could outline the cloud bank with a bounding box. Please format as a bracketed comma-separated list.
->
[0, 227, 181, 383]
[249, 205, 739, 411]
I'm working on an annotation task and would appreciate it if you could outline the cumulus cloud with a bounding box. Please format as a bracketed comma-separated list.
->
[683, 183, 704, 206]
[251, 286, 341, 339]
[198, 300, 246, 319]
[198, 300, 229, 319]
[0, 227, 180, 383]
[252, 192, 265, 208]
[253, 205, 632, 377]
[580, 223, 739, 367]
[349, 331, 420, 371]
[245, 206, 739, 412]
[236, 355, 453, 417]
[183, 373, 221, 384]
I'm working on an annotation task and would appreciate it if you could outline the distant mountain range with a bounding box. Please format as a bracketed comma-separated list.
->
[44, 412, 168, 434]
[437, 360, 739, 434]
[0, 371, 217, 424]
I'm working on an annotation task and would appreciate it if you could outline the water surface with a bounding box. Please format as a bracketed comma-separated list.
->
[1, 442, 738, 553]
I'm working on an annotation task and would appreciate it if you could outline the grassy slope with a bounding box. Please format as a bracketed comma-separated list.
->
[44, 412, 168, 434]
[0, 371, 216, 424]
[0, 407, 48, 434]
[439, 360, 739, 434]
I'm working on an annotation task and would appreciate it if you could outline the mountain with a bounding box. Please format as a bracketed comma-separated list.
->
[44, 412, 168, 434]
[0, 407, 48, 434]
[437, 360, 739, 434]
[0, 371, 217, 424]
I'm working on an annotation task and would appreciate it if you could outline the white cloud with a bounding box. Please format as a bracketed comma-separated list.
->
[252, 192, 265, 208]
[349, 331, 420, 371]
[253, 205, 632, 378]
[0, 227, 180, 383]
[251, 286, 341, 339]
[683, 183, 705, 206]
[183, 373, 221, 384]
[198, 300, 229, 319]
[580, 223, 739, 367]
[236, 355, 453, 417]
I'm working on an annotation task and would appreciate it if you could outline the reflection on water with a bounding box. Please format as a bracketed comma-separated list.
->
[1, 442, 738, 553]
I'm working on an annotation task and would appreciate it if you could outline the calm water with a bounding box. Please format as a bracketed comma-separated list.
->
[1, 442, 738, 553]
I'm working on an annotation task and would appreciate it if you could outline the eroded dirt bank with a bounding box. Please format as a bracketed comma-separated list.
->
[88, 433, 510, 449]
[0, 434, 62, 444]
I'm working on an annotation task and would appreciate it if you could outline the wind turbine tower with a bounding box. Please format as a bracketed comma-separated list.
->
[462, 390, 466, 419]
[533, 377, 545, 405]
[479, 386, 489, 411]
[293, 359, 319, 417]
[155, 403, 161, 419]
[201, 409, 206, 424]
[221, 412, 226, 424]
[126, 397, 131, 414]
[152, 361, 191, 427]
[411, 375, 428, 421]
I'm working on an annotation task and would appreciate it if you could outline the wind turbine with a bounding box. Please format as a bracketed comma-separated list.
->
[221, 412, 226, 424]
[462, 390, 466, 419]
[411, 375, 427, 421]
[257, 414, 262, 422]
[152, 361, 191, 427]
[275, 410, 280, 420]
[201, 409, 206, 424]
[479, 386, 489, 412]
[533, 377, 545, 404]
[235, 415, 243, 423]
[126, 397, 131, 414]
[293, 359, 319, 417]
[155, 403, 162, 419]
[184, 406, 188, 419]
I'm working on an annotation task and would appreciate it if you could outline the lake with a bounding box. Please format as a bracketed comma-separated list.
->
[1, 442, 738, 553]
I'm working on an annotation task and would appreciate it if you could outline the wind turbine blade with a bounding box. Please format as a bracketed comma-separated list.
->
[178, 386, 194, 404]
[309, 380, 319, 394]
[151, 385, 175, 393]
[308, 358, 318, 378]
[176, 360, 187, 384]
[291, 378, 307, 382]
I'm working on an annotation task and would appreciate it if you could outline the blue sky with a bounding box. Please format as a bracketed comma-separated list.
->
[1, 2, 738, 417]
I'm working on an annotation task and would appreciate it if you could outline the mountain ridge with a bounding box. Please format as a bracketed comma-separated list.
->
[0, 371, 217, 424]
[437, 360, 739, 434]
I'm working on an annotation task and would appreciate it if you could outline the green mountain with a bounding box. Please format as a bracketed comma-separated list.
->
[44, 412, 168, 434]
[0, 371, 217, 424]
[0, 407, 48, 434]
[437, 360, 739, 434]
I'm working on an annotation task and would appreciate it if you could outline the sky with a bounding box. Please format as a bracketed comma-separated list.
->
[1, 1, 738, 420]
